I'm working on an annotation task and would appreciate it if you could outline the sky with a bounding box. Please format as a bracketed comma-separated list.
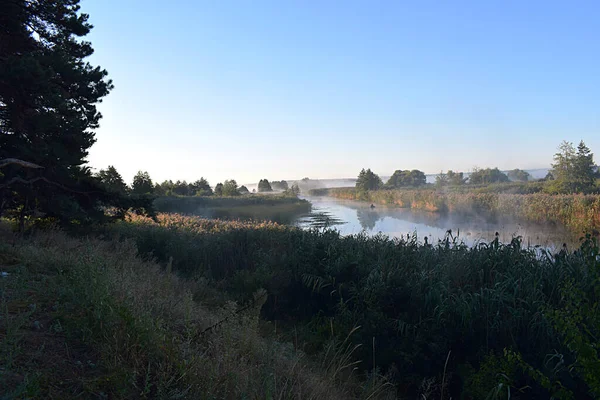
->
[83, 0, 600, 185]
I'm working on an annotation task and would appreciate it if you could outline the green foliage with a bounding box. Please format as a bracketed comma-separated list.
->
[131, 171, 154, 195]
[222, 179, 240, 196]
[109, 213, 600, 398]
[469, 167, 509, 185]
[355, 169, 383, 192]
[507, 168, 531, 182]
[239, 185, 250, 194]
[155, 177, 213, 196]
[214, 182, 224, 196]
[271, 180, 289, 191]
[385, 169, 426, 188]
[0, 230, 383, 399]
[0, 0, 152, 226]
[258, 179, 273, 192]
[435, 170, 468, 187]
[547, 140, 597, 194]
[96, 165, 128, 194]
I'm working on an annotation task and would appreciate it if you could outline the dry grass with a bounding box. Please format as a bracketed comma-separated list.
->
[0, 227, 393, 399]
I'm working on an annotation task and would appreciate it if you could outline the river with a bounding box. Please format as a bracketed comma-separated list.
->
[295, 196, 576, 250]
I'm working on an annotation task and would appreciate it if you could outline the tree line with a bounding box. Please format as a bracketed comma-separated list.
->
[356, 140, 599, 194]
[98, 168, 300, 197]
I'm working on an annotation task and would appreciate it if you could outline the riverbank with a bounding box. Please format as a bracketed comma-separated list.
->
[154, 194, 311, 224]
[316, 187, 600, 235]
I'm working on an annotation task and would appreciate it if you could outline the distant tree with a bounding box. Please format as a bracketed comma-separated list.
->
[258, 179, 273, 192]
[548, 140, 597, 193]
[172, 180, 189, 196]
[190, 178, 212, 196]
[271, 180, 289, 191]
[435, 171, 448, 187]
[469, 167, 509, 185]
[222, 179, 240, 196]
[290, 183, 300, 195]
[132, 171, 154, 195]
[238, 185, 250, 194]
[155, 180, 174, 196]
[386, 169, 426, 188]
[507, 169, 531, 182]
[97, 166, 128, 193]
[447, 170, 467, 186]
[214, 183, 224, 196]
[356, 168, 383, 192]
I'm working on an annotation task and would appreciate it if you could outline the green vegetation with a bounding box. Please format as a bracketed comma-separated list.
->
[154, 195, 311, 224]
[0, 226, 391, 399]
[322, 187, 600, 234]
[385, 169, 426, 188]
[0, 2, 153, 227]
[356, 168, 383, 192]
[507, 168, 531, 182]
[154, 178, 213, 196]
[258, 179, 273, 192]
[97, 213, 598, 398]
[546, 140, 598, 194]
[436, 170, 468, 187]
[271, 180, 289, 191]
[3, 2, 600, 399]
[469, 167, 510, 185]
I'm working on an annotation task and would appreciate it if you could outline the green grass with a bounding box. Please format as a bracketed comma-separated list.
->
[154, 194, 311, 224]
[0, 224, 392, 399]
[104, 212, 600, 399]
[3, 212, 600, 398]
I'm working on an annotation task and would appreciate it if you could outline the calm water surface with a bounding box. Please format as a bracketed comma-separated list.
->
[295, 196, 576, 250]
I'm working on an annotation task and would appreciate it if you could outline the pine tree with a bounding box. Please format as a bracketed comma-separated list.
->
[0, 0, 153, 225]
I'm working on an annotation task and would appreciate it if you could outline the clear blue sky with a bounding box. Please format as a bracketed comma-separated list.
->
[83, 0, 600, 185]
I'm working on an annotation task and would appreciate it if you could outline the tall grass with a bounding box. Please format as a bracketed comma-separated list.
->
[0, 226, 392, 399]
[324, 187, 600, 234]
[154, 194, 311, 224]
[105, 213, 600, 398]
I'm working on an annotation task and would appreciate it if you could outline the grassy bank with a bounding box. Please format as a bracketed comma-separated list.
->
[0, 225, 391, 399]
[103, 213, 600, 398]
[319, 187, 600, 234]
[154, 195, 311, 224]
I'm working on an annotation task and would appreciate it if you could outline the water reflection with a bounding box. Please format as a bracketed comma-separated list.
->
[296, 196, 577, 250]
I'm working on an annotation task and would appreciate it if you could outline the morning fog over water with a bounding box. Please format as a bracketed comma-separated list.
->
[295, 196, 575, 250]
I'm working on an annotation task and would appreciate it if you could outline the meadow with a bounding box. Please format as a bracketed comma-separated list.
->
[317, 187, 600, 235]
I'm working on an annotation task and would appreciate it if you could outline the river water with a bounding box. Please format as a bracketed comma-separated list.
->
[295, 196, 576, 250]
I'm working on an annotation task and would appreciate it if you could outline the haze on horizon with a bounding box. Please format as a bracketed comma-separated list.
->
[83, 0, 600, 185]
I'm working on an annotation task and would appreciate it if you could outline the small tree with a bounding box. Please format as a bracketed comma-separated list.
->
[214, 183, 224, 196]
[97, 166, 128, 193]
[172, 180, 189, 196]
[222, 180, 239, 196]
[190, 178, 212, 196]
[258, 179, 273, 192]
[469, 167, 509, 185]
[132, 171, 154, 195]
[447, 170, 467, 186]
[238, 185, 250, 194]
[386, 169, 426, 188]
[548, 140, 597, 193]
[271, 180, 289, 191]
[507, 169, 531, 182]
[356, 168, 383, 192]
